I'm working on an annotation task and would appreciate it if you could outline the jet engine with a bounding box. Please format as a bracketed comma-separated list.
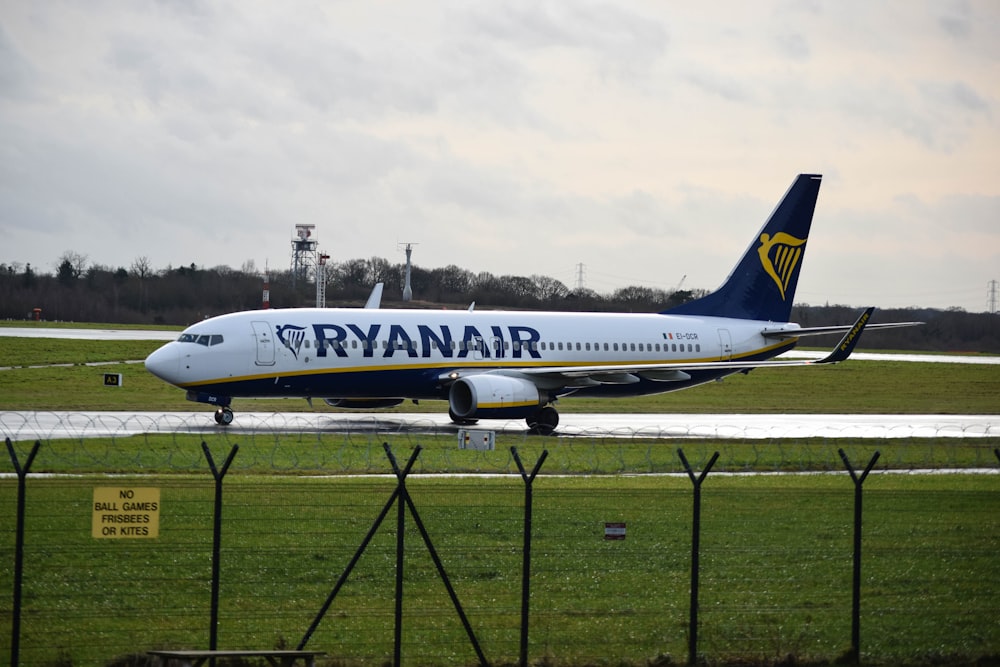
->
[448, 374, 544, 419]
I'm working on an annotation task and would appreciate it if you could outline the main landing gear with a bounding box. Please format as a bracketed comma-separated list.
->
[214, 406, 234, 425]
[526, 406, 559, 436]
[447, 405, 560, 436]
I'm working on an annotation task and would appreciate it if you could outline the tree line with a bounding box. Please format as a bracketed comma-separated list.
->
[1, 252, 997, 353]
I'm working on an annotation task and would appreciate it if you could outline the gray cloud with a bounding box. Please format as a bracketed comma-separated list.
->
[1, 1, 997, 312]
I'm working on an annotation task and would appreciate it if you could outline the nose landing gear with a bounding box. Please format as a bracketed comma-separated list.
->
[214, 407, 234, 425]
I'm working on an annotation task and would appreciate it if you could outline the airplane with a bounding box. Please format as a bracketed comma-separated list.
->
[144, 174, 919, 435]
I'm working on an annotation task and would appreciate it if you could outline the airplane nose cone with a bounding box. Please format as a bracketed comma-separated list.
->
[145, 344, 180, 385]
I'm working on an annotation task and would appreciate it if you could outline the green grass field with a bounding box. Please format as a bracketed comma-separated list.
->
[1, 331, 999, 666]
[2, 473, 998, 666]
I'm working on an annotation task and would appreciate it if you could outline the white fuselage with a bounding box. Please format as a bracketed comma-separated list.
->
[144, 307, 795, 402]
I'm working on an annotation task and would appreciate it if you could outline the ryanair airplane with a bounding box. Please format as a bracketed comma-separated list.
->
[145, 174, 914, 434]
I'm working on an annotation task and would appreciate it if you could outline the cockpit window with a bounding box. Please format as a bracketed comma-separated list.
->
[178, 333, 224, 346]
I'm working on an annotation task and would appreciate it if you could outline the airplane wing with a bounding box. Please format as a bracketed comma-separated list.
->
[441, 308, 878, 389]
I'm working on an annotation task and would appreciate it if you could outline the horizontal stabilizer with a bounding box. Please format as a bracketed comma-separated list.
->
[762, 319, 923, 339]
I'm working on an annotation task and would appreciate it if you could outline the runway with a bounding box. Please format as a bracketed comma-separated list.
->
[1, 410, 997, 442]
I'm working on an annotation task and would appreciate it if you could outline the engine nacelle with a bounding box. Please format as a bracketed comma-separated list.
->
[323, 398, 405, 409]
[448, 375, 543, 419]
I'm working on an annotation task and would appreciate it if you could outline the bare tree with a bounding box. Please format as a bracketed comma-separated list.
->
[532, 274, 569, 302]
[57, 250, 88, 279]
[130, 256, 153, 279]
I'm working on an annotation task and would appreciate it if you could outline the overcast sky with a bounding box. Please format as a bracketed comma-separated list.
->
[2, 1, 998, 312]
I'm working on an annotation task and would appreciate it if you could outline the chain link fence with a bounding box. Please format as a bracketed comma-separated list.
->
[2, 413, 999, 666]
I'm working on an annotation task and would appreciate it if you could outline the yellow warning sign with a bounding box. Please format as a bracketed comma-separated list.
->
[92, 487, 160, 539]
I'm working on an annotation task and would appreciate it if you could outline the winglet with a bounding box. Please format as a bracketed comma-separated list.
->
[816, 307, 875, 364]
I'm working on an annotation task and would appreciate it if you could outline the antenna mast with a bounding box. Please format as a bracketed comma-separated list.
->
[399, 242, 417, 301]
[290, 225, 318, 289]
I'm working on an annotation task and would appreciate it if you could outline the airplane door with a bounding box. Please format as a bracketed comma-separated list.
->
[471, 336, 485, 361]
[251, 321, 276, 366]
[489, 336, 504, 359]
[717, 329, 733, 361]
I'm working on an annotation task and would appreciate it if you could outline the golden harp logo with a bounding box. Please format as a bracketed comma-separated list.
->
[757, 232, 807, 300]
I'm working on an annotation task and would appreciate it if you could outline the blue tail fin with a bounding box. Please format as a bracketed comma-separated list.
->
[664, 174, 822, 322]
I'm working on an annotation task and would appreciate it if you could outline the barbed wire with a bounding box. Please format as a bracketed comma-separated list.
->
[2, 411, 998, 475]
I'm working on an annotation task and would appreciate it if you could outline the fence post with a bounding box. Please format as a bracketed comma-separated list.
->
[384, 445, 419, 667]
[678, 448, 719, 667]
[6, 438, 41, 667]
[299, 444, 487, 665]
[511, 447, 548, 667]
[395, 444, 490, 667]
[838, 448, 880, 665]
[299, 446, 403, 651]
[202, 442, 239, 656]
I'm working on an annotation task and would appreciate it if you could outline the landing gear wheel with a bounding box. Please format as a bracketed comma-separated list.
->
[448, 408, 479, 426]
[526, 406, 559, 436]
[214, 407, 234, 425]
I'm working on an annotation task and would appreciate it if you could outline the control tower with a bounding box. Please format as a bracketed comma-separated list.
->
[290, 224, 317, 288]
